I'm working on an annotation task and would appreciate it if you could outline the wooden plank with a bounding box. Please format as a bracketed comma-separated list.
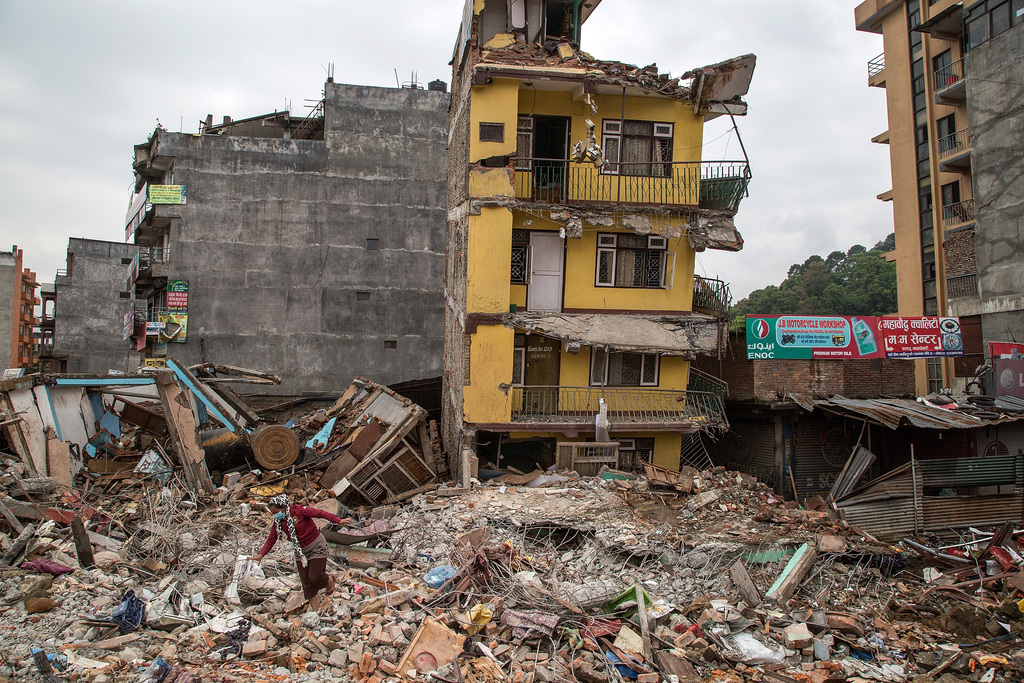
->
[0, 496, 23, 533]
[729, 559, 761, 606]
[634, 584, 653, 661]
[655, 651, 701, 683]
[395, 617, 465, 680]
[765, 542, 818, 604]
[70, 516, 95, 568]
[155, 372, 213, 494]
[45, 428, 73, 488]
[1, 523, 35, 566]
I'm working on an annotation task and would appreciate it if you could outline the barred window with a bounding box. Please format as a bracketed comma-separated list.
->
[595, 233, 672, 288]
[590, 348, 659, 387]
[602, 120, 672, 177]
[511, 229, 530, 285]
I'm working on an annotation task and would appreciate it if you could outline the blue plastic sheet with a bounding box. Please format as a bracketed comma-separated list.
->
[111, 589, 146, 633]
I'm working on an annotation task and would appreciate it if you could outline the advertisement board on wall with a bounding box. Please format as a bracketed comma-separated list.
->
[158, 313, 188, 343]
[746, 315, 964, 360]
[167, 279, 189, 313]
[148, 185, 187, 204]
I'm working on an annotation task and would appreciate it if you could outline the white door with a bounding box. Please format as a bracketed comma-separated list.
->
[527, 232, 563, 312]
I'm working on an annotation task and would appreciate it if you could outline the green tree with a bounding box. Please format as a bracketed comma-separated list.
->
[730, 233, 897, 329]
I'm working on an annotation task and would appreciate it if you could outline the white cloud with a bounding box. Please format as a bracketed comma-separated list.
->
[0, 0, 892, 301]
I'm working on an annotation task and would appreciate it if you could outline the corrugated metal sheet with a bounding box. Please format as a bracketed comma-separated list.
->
[705, 421, 777, 487]
[917, 453, 1023, 488]
[825, 397, 991, 430]
[836, 462, 922, 537]
[922, 494, 1024, 530]
[794, 418, 849, 500]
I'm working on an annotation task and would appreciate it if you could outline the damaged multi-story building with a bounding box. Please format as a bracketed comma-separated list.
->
[855, 0, 1024, 393]
[125, 80, 450, 393]
[443, 0, 755, 474]
[0, 245, 38, 373]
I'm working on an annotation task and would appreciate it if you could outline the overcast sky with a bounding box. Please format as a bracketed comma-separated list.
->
[0, 1, 891, 301]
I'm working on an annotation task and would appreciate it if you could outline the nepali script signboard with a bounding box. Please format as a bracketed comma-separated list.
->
[746, 315, 964, 360]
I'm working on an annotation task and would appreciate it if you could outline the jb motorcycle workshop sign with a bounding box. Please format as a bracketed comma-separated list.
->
[745, 315, 964, 360]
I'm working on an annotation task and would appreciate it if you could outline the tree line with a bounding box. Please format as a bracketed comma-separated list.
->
[729, 233, 897, 330]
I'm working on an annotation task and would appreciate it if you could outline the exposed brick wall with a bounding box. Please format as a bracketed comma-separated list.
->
[695, 332, 916, 401]
[943, 227, 976, 278]
[843, 359, 916, 398]
[752, 360, 844, 402]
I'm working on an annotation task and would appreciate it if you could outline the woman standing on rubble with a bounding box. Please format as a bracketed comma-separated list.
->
[250, 494, 351, 611]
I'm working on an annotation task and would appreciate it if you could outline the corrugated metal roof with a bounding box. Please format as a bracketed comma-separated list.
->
[820, 396, 1022, 430]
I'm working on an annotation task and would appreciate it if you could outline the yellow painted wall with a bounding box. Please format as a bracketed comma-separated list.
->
[515, 89, 704, 204]
[464, 324, 515, 423]
[564, 228, 695, 311]
[468, 207, 513, 314]
[504, 429, 684, 472]
[470, 166, 514, 198]
[470, 78, 520, 162]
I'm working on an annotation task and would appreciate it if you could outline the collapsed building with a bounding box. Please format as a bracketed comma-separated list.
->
[443, 0, 755, 481]
[110, 80, 450, 392]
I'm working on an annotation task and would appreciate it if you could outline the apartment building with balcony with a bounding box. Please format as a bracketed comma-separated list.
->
[443, 0, 754, 474]
[126, 81, 449, 393]
[856, 0, 1024, 393]
[0, 246, 39, 371]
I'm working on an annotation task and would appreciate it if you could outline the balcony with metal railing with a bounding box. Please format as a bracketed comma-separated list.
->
[938, 128, 971, 170]
[946, 273, 978, 300]
[509, 386, 727, 430]
[513, 159, 750, 212]
[934, 59, 965, 103]
[139, 247, 171, 269]
[692, 275, 731, 319]
[941, 199, 975, 229]
[867, 53, 886, 87]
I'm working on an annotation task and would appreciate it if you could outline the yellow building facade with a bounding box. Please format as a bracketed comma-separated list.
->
[444, 0, 755, 477]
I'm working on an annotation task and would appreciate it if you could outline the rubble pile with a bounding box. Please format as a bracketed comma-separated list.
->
[2, 444, 1024, 683]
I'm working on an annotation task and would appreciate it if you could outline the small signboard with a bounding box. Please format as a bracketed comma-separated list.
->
[167, 279, 189, 313]
[148, 185, 187, 204]
[746, 315, 964, 360]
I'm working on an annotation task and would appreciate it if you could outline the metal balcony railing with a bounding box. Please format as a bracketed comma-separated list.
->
[867, 53, 885, 80]
[146, 307, 170, 322]
[509, 386, 727, 428]
[139, 247, 170, 269]
[934, 59, 964, 96]
[687, 367, 728, 401]
[946, 273, 978, 299]
[942, 199, 975, 227]
[513, 159, 750, 212]
[938, 128, 971, 160]
[692, 275, 731, 319]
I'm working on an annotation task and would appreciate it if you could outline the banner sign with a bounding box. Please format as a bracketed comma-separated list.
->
[158, 313, 188, 343]
[145, 321, 166, 336]
[996, 358, 1024, 399]
[167, 279, 189, 313]
[148, 185, 187, 204]
[746, 315, 964, 360]
[990, 342, 1024, 359]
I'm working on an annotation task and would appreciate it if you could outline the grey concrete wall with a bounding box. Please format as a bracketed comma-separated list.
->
[0, 251, 16, 368]
[55, 239, 139, 374]
[149, 84, 449, 394]
[966, 23, 1024, 346]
